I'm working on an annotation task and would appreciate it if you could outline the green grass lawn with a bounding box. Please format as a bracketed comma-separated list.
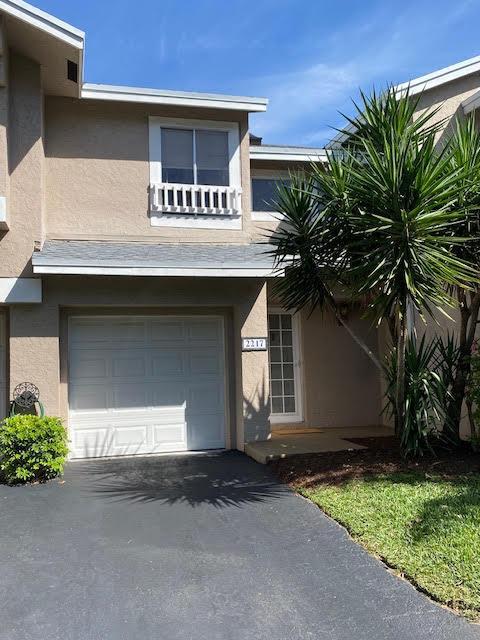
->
[301, 472, 480, 619]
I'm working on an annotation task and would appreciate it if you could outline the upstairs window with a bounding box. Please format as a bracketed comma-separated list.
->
[161, 128, 229, 186]
[252, 177, 291, 212]
[149, 117, 242, 229]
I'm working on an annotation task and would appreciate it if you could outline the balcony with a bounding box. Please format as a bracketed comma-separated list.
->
[150, 182, 242, 217]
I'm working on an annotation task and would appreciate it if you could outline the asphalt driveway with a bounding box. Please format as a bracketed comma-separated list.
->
[0, 452, 478, 640]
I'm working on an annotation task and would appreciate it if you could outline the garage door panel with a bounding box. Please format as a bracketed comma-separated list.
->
[151, 384, 186, 407]
[70, 319, 114, 343]
[189, 351, 222, 375]
[150, 319, 185, 342]
[188, 319, 221, 341]
[187, 414, 224, 450]
[70, 385, 109, 411]
[72, 427, 112, 456]
[69, 352, 108, 380]
[151, 351, 185, 377]
[188, 383, 223, 411]
[112, 356, 146, 378]
[153, 423, 186, 447]
[111, 385, 149, 410]
[68, 316, 226, 459]
[109, 319, 146, 343]
[114, 426, 148, 447]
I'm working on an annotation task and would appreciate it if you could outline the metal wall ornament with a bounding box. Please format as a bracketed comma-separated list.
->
[10, 382, 45, 416]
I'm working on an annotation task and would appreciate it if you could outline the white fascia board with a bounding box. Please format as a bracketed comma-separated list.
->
[82, 83, 268, 112]
[0, 277, 42, 303]
[395, 54, 480, 97]
[0, 0, 84, 48]
[250, 145, 328, 162]
[33, 265, 282, 278]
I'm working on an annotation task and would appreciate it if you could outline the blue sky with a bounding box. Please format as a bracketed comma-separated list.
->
[35, 0, 480, 146]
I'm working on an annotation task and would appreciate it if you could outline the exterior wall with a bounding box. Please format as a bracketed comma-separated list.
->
[413, 74, 480, 143]
[44, 97, 253, 244]
[299, 307, 383, 428]
[8, 276, 270, 449]
[1, 51, 44, 278]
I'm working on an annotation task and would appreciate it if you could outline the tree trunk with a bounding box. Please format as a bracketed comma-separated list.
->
[395, 311, 407, 436]
[445, 288, 480, 443]
[334, 311, 383, 372]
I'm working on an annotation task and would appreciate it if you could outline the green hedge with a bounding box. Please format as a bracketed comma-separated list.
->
[0, 415, 68, 484]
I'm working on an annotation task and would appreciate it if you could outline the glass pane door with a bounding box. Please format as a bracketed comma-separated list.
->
[268, 312, 299, 418]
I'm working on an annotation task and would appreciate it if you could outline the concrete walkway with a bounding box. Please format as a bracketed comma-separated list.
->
[0, 452, 478, 640]
[246, 426, 393, 463]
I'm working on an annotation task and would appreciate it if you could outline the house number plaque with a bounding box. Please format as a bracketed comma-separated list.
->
[242, 337, 268, 351]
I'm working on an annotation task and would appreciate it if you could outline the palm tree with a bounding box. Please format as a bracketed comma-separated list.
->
[443, 117, 480, 443]
[270, 88, 477, 437]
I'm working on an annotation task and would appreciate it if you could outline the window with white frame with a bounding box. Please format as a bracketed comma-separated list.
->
[161, 128, 229, 187]
[251, 169, 291, 221]
[149, 117, 242, 229]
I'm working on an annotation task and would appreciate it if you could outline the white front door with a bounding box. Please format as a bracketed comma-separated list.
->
[268, 309, 303, 424]
[68, 316, 226, 458]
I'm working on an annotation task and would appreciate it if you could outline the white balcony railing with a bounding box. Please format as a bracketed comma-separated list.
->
[150, 183, 242, 216]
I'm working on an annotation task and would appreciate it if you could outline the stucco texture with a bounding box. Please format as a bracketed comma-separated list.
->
[8, 276, 270, 449]
[44, 97, 254, 244]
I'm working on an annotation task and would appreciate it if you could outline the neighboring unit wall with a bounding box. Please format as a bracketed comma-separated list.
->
[44, 97, 254, 243]
[413, 74, 480, 141]
[300, 308, 383, 428]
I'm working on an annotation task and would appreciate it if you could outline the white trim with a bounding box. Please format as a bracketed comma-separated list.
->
[268, 308, 304, 424]
[0, 0, 85, 49]
[0, 277, 42, 303]
[250, 145, 327, 162]
[148, 116, 242, 229]
[150, 214, 242, 230]
[82, 83, 268, 112]
[395, 54, 480, 97]
[33, 265, 279, 278]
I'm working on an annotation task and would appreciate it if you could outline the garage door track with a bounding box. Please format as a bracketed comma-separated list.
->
[1, 452, 478, 640]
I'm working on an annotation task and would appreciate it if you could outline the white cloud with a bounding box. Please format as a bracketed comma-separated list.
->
[251, 61, 358, 140]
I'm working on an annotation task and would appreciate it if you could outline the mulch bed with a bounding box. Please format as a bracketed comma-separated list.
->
[269, 437, 480, 489]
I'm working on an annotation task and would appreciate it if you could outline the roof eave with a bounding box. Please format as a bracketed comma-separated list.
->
[81, 83, 269, 112]
[0, 0, 84, 49]
[250, 146, 328, 162]
[32, 264, 281, 278]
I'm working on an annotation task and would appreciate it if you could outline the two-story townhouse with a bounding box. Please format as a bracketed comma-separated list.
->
[0, 0, 478, 459]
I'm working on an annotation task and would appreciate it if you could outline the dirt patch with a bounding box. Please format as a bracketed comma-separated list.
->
[269, 439, 480, 488]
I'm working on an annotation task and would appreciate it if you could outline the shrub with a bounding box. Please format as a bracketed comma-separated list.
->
[0, 415, 68, 484]
[384, 335, 458, 457]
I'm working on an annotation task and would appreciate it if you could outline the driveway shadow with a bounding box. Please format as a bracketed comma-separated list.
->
[71, 451, 287, 509]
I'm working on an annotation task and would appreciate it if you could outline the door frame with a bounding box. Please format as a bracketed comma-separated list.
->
[268, 307, 304, 424]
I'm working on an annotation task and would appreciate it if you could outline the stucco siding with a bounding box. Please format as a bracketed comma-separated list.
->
[413, 73, 480, 142]
[9, 276, 270, 449]
[0, 52, 44, 278]
[300, 308, 383, 428]
[44, 97, 253, 243]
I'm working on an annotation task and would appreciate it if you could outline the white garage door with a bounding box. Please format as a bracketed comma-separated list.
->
[68, 316, 226, 459]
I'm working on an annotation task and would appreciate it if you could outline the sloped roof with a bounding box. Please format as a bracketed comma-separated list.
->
[32, 240, 279, 277]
